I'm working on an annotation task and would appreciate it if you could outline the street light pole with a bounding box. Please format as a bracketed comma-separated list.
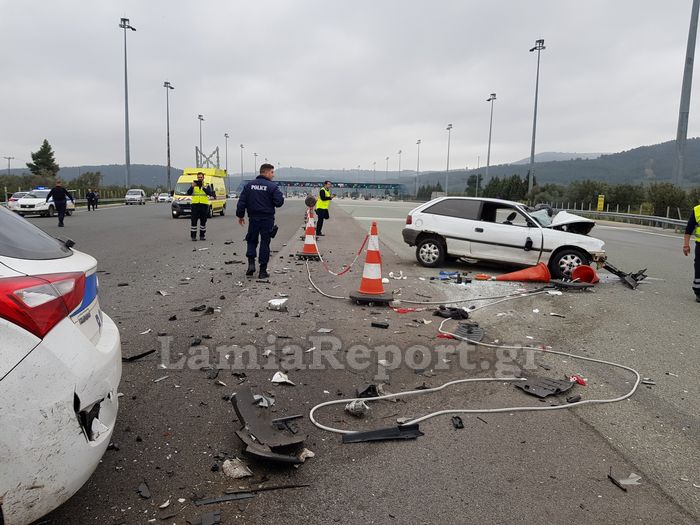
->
[240, 144, 244, 180]
[415, 140, 421, 197]
[397, 149, 402, 174]
[528, 39, 546, 195]
[197, 114, 205, 166]
[486, 93, 496, 186]
[224, 133, 229, 195]
[253, 152, 258, 175]
[445, 123, 453, 194]
[3, 156, 14, 177]
[385, 156, 389, 178]
[163, 81, 174, 192]
[119, 17, 136, 188]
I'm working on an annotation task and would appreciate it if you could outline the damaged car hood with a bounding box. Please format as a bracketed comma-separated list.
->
[547, 211, 595, 235]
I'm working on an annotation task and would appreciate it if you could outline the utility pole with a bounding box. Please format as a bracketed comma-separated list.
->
[163, 81, 174, 192]
[673, 0, 700, 186]
[119, 17, 136, 188]
[415, 140, 421, 197]
[3, 156, 14, 177]
[528, 39, 546, 195]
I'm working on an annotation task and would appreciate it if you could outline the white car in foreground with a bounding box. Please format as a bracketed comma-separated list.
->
[0, 208, 121, 525]
[6, 192, 28, 212]
[402, 197, 606, 278]
[15, 189, 76, 218]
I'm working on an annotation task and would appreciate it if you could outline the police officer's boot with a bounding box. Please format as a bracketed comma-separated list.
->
[258, 264, 269, 280]
[246, 258, 256, 277]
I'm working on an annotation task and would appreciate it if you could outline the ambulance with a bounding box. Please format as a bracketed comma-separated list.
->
[171, 168, 227, 218]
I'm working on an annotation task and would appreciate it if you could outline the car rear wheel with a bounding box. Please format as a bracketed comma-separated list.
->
[416, 237, 445, 267]
[47, 205, 55, 217]
[220, 205, 225, 216]
[208, 206, 214, 218]
[549, 248, 590, 279]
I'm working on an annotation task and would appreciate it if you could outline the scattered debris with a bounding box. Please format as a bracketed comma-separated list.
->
[117, 282, 129, 287]
[298, 448, 315, 462]
[619, 473, 642, 486]
[345, 399, 370, 417]
[454, 322, 484, 342]
[137, 481, 151, 499]
[641, 378, 656, 386]
[515, 377, 574, 398]
[317, 328, 333, 333]
[602, 261, 647, 290]
[666, 372, 679, 377]
[568, 375, 587, 386]
[267, 298, 289, 312]
[139, 328, 152, 335]
[388, 271, 407, 280]
[549, 312, 566, 318]
[371, 321, 389, 329]
[566, 394, 582, 403]
[159, 499, 170, 509]
[222, 458, 253, 479]
[156, 290, 171, 296]
[356, 384, 380, 398]
[153, 375, 169, 383]
[434, 305, 471, 320]
[168, 314, 178, 321]
[122, 349, 156, 362]
[193, 494, 255, 508]
[378, 359, 390, 366]
[271, 371, 295, 385]
[451, 416, 464, 429]
[187, 510, 222, 525]
[253, 394, 275, 408]
[342, 424, 424, 443]
[190, 304, 207, 312]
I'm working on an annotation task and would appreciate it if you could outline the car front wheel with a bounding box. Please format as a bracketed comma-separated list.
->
[47, 205, 55, 217]
[549, 248, 590, 279]
[416, 237, 445, 267]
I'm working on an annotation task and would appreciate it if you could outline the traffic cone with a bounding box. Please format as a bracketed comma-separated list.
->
[495, 262, 551, 283]
[296, 210, 320, 260]
[349, 221, 393, 305]
[571, 264, 599, 284]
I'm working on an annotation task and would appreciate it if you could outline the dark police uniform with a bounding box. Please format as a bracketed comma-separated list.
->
[45, 185, 74, 227]
[236, 175, 285, 275]
[86, 191, 97, 211]
[186, 183, 215, 240]
[686, 204, 700, 300]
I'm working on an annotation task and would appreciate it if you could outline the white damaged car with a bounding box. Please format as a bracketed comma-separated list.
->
[402, 197, 606, 278]
[0, 207, 121, 525]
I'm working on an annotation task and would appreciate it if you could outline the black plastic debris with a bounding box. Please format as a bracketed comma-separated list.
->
[607, 467, 628, 493]
[371, 321, 389, 329]
[190, 304, 207, 312]
[356, 384, 380, 398]
[514, 377, 574, 398]
[137, 481, 151, 499]
[193, 493, 255, 506]
[454, 322, 484, 342]
[168, 314, 178, 321]
[117, 282, 129, 287]
[451, 416, 464, 429]
[434, 306, 470, 320]
[231, 387, 306, 464]
[566, 394, 582, 403]
[342, 424, 424, 443]
[603, 262, 647, 290]
[122, 349, 156, 362]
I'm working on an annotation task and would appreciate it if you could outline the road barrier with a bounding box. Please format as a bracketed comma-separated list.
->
[554, 208, 687, 230]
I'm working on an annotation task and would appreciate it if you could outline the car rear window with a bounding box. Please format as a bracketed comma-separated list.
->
[0, 207, 72, 260]
[423, 199, 481, 219]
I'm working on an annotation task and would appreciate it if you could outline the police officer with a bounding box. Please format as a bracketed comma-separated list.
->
[186, 172, 215, 241]
[682, 200, 700, 302]
[315, 180, 334, 236]
[45, 180, 74, 227]
[236, 163, 284, 279]
[86, 188, 97, 211]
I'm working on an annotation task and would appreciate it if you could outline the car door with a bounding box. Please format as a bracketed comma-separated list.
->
[468, 202, 542, 265]
[418, 198, 481, 257]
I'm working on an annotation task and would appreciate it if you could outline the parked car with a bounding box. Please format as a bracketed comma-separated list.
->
[402, 197, 606, 278]
[15, 189, 76, 217]
[157, 192, 173, 203]
[124, 188, 146, 205]
[6, 192, 28, 212]
[0, 206, 122, 525]
[227, 192, 238, 199]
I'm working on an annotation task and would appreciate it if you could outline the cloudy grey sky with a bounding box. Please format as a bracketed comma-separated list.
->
[1, 0, 698, 174]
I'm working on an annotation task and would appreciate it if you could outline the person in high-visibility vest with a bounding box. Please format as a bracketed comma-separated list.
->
[315, 180, 334, 237]
[683, 202, 700, 302]
[186, 172, 216, 241]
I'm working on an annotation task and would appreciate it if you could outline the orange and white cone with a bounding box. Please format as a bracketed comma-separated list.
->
[296, 209, 320, 260]
[350, 221, 393, 304]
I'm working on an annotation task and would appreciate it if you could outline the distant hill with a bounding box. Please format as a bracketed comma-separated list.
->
[510, 151, 604, 164]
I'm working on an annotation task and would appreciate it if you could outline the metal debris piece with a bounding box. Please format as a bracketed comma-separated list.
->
[344, 399, 370, 417]
[137, 481, 151, 499]
[619, 473, 642, 486]
[253, 394, 275, 408]
[454, 322, 485, 342]
[156, 290, 171, 296]
[222, 458, 253, 479]
[515, 376, 574, 398]
[159, 499, 170, 509]
[608, 467, 627, 492]
[267, 298, 289, 311]
[317, 328, 333, 333]
[153, 375, 169, 383]
[193, 493, 255, 507]
[271, 371, 295, 385]
[139, 328, 152, 335]
[451, 416, 464, 429]
[356, 384, 380, 398]
[190, 304, 207, 312]
[298, 448, 315, 462]
[550, 312, 566, 318]
[342, 424, 424, 443]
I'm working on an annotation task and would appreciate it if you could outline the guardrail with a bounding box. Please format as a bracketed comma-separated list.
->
[555, 208, 687, 230]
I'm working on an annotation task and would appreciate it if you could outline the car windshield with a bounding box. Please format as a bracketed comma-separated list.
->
[25, 190, 50, 199]
[174, 182, 192, 196]
[11, 192, 27, 199]
[126, 190, 142, 195]
[529, 209, 553, 227]
[0, 207, 72, 259]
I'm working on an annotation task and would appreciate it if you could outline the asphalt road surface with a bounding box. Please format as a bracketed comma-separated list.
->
[21, 199, 699, 524]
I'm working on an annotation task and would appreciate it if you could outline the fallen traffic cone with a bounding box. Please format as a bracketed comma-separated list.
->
[571, 264, 599, 284]
[349, 221, 393, 305]
[296, 209, 321, 260]
[495, 262, 551, 283]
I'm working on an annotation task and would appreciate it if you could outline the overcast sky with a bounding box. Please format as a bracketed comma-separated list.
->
[1, 0, 699, 174]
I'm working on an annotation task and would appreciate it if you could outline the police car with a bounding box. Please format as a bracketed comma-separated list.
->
[6, 192, 28, 212]
[0, 206, 122, 525]
[15, 187, 76, 218]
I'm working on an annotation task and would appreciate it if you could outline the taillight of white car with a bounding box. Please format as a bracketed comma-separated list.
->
[406, 214, 413, 225]
[0, 272, 86, 338]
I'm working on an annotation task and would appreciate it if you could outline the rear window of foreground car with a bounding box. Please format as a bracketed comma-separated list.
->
[0, 207, 72, 259]
[423, 198, 482, 220]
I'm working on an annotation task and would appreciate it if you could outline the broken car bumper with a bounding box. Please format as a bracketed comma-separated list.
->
[0, 313, 121, 525]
